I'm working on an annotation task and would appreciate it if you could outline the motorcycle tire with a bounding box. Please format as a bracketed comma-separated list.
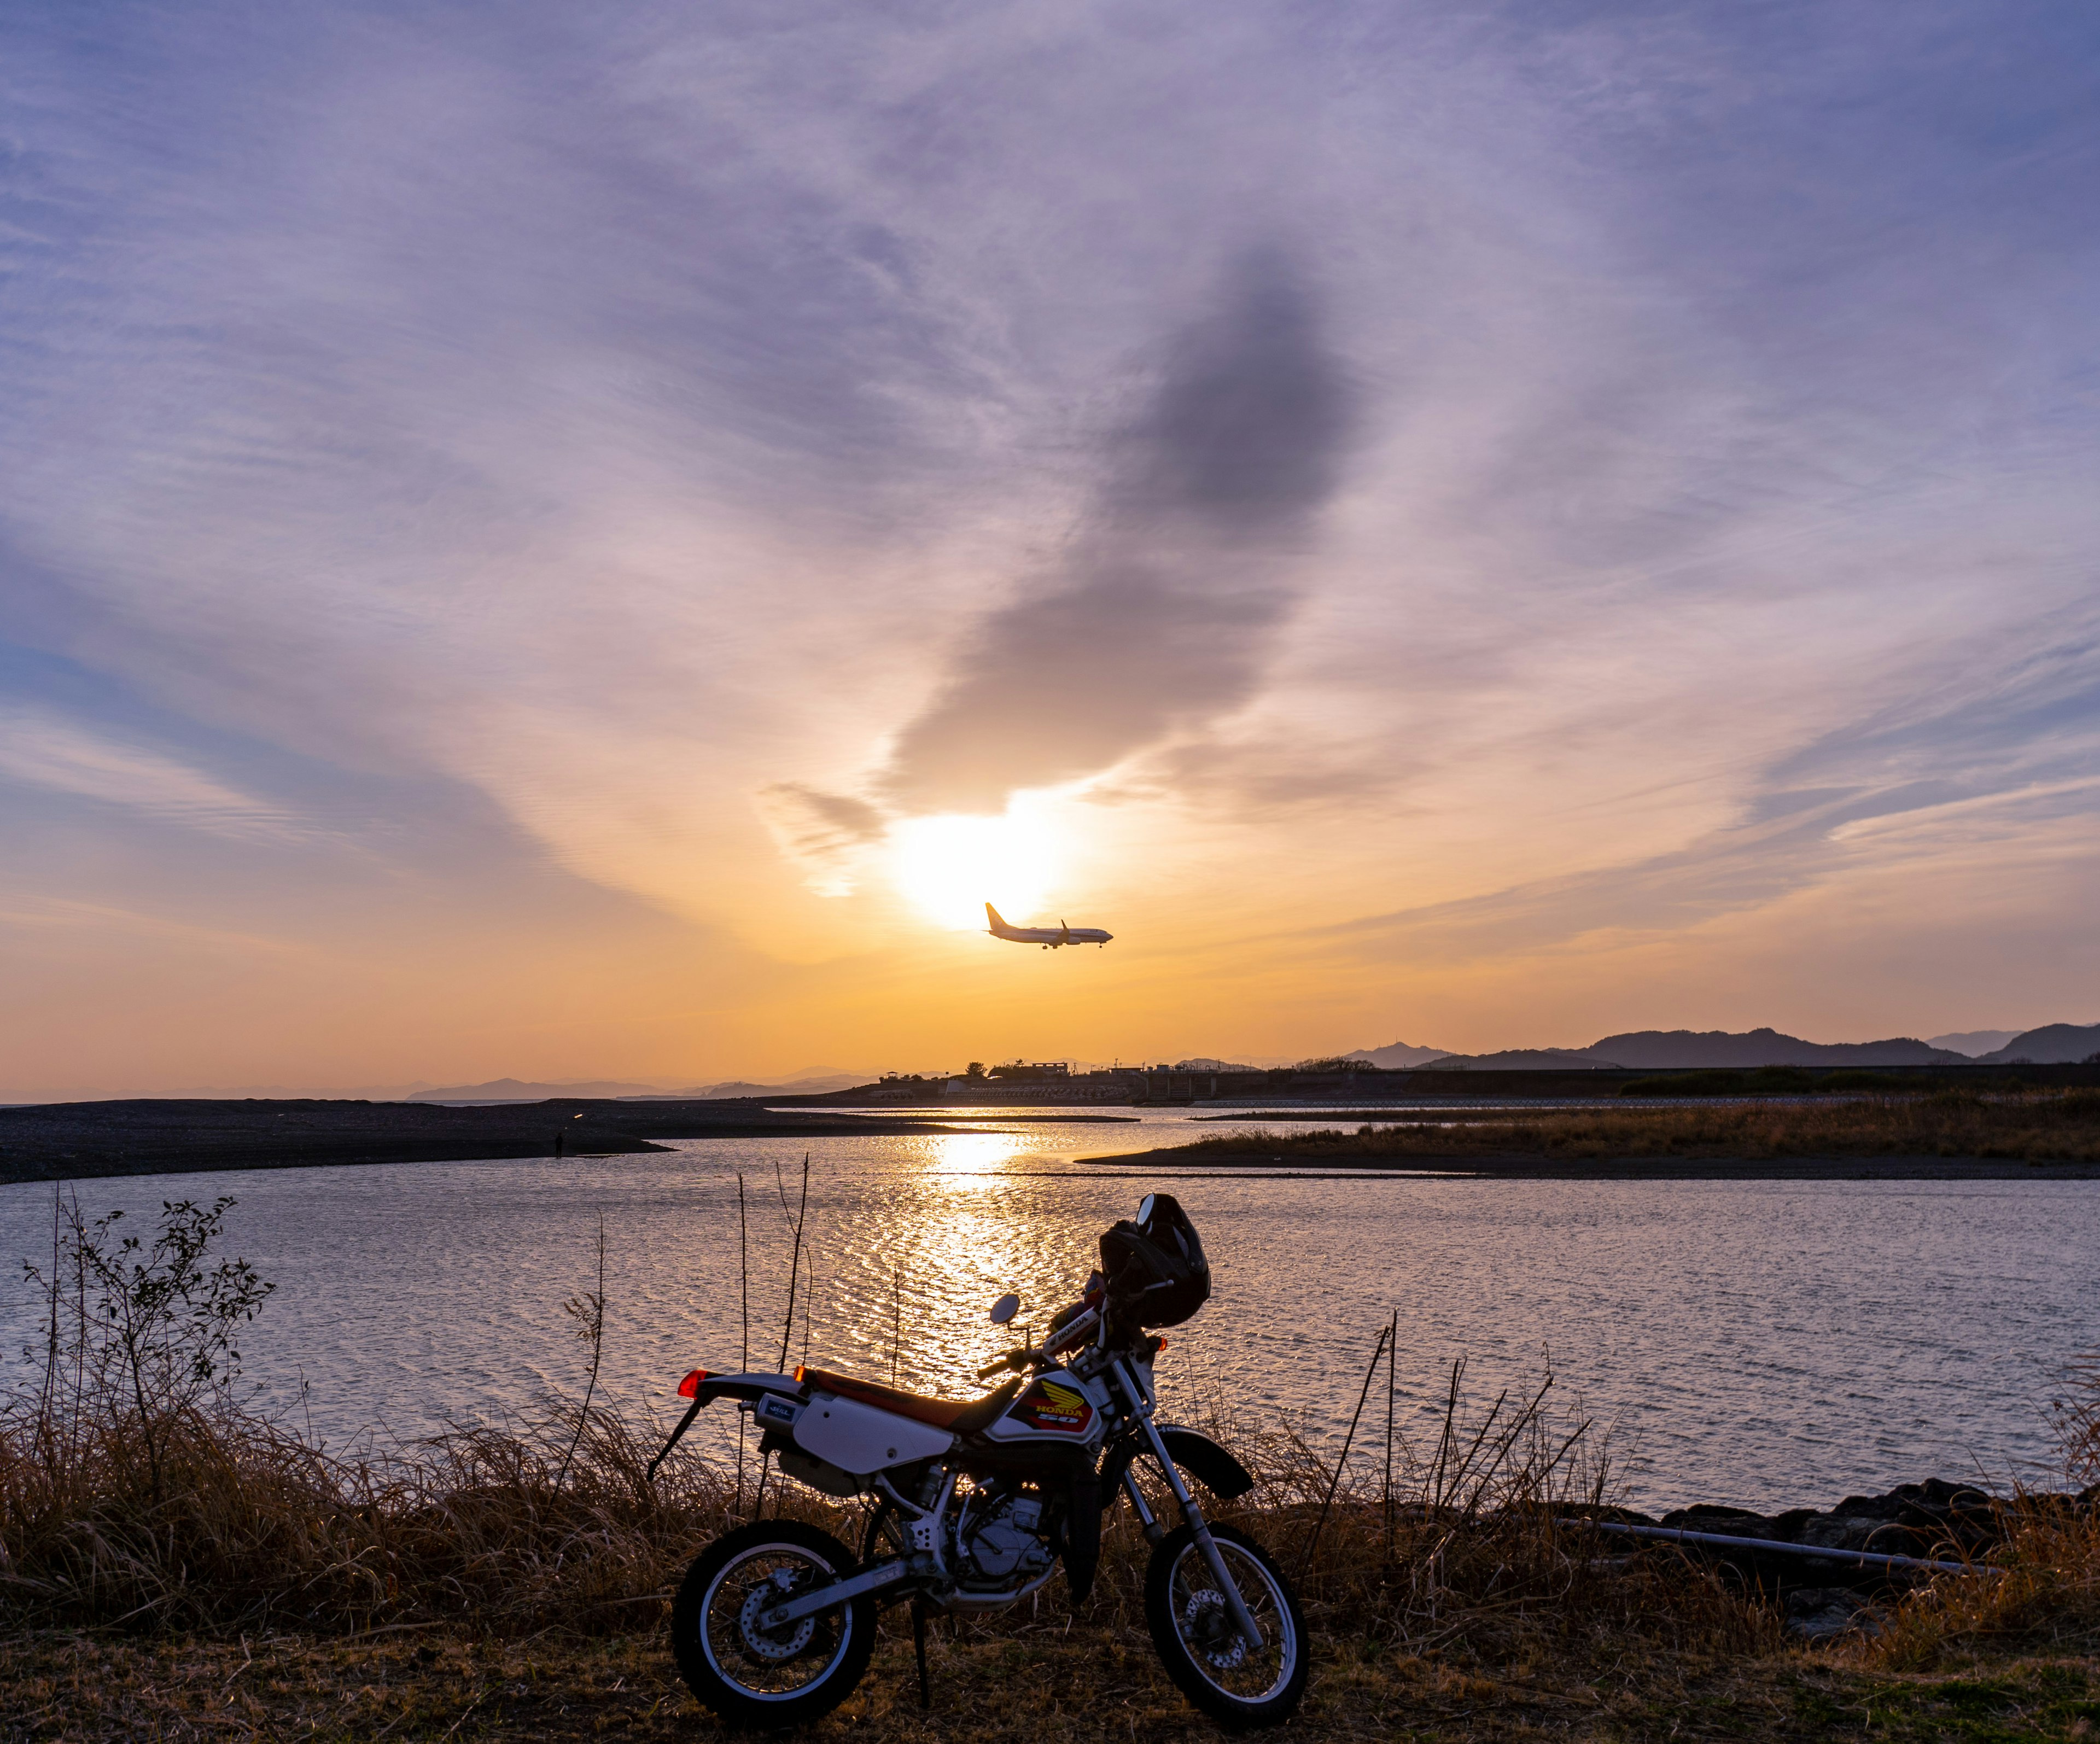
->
[1144, 1522, 1309, 1730]
[671, 1519, 876, 1729]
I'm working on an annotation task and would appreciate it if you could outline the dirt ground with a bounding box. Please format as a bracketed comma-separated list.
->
[5, 1623, 2097, 1742]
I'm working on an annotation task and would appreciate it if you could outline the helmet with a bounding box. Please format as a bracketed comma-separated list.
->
[1099, 1193, 1211, 1328]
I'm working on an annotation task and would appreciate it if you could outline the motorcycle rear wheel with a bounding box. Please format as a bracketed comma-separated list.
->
[1144, 1523, 1308, 1729]
[671, 1520, 876, 1729]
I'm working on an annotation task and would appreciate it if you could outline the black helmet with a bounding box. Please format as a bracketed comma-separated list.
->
[1099, 1192, 1210, 1328]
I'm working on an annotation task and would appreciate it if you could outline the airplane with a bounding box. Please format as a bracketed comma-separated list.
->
[985, 902, 1113, 950]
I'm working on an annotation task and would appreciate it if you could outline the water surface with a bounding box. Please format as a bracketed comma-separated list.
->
[3, 1110, 2091, 1510]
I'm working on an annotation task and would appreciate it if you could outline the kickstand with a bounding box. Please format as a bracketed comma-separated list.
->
[911, 1599, 930, 1710]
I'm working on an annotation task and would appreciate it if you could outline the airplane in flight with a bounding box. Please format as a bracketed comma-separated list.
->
[985, 903, 1113, 949]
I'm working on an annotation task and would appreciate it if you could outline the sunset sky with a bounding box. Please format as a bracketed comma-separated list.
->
[3, 3, 2097, 1097]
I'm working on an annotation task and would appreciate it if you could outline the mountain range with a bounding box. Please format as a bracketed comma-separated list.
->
[1967, 1023, 2100, 1065]
[1348, 1023, 2100, 1071]
[1343, 1040, 1454, 1069]
[1926, 1030, 2022, 1057]
[405, 1069, 871, 1102]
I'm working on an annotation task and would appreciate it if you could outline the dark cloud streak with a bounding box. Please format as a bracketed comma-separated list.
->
[874, 252, 1355, 814]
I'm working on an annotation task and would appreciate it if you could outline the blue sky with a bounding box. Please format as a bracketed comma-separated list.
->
[3, 1, 2097, 1094]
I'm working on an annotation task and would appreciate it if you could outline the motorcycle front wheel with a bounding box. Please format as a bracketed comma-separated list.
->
[671, 1519, 876, 1729]
[1144, 1523, 1308, 1729]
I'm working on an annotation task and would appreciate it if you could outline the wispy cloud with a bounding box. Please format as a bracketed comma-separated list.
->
[0, 704, 306, 843]
[1, 0, 2097, 1077]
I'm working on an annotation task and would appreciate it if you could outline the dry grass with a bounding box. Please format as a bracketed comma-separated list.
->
[1170, 1089, 2100, 1164]
[1859, 1497, 2100, 1675]
[0, 1396, 767, 1635]
[8, 1193, 2099, 1741]
[5, 1382, 2099, 1740]
[0, 1359, 1732, 1643]
[1846, 1366, 2100, 1678]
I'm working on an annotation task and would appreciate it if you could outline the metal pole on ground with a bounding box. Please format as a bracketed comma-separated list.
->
[1558, 1518, 2002, 1576]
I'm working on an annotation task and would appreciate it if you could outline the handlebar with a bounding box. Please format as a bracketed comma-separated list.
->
[973, 1304, 1103, 1383]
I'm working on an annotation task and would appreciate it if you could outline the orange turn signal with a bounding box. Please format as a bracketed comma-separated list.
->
[678, 1369, 710, 1398]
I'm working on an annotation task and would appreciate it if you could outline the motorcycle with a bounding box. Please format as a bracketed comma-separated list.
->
[647, 1192, 1307, 1730]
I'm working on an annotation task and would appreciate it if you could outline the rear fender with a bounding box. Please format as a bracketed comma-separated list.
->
[645, 1370, 804, 1482]
[691, 1371, 805, 1410]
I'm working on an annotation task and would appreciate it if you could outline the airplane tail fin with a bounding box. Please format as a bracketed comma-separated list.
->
[985, 902, 1006, 930]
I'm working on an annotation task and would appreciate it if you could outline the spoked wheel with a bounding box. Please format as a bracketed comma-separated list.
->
[1144, 1523, 1308, 1729]
[671, 1520, 876, 1729]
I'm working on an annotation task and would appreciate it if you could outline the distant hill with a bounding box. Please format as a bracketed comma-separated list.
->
[1344, 1040, 1454, 1069]
[1927, 1030, 2023, 1057]
[408, 1070, 878, 1103]
[678, 1073, 872, 1098]
[1415, 1048, 1618, 1070]
[1975, 1024, 2100, 1064]
[1572, 1029, 1969, 1068]
[407, 1077, 672, 1101]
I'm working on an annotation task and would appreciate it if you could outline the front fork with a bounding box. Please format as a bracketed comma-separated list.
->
[1111, 1361, 1265, 1653]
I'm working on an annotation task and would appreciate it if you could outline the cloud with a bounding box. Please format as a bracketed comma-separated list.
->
[755, 782, 890, 893]
[2, 0, 2098, 1057]
[0, 704, 305, 843]
[873, 252, 1356, 815]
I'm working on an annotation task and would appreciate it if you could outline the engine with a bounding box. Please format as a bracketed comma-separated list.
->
[954, 1487, 1055, 1590]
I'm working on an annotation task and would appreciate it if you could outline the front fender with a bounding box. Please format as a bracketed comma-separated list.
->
[1158, 1427, 1255, 1500]
[1104, 1426, 1255, 1502]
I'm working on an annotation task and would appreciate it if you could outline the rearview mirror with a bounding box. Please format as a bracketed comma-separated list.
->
[1137, 1193, 1156, 1226]
[989, 1293, 1021, 1325]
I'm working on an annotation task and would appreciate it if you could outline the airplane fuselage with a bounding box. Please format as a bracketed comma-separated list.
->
[985, 903, 1112, 949]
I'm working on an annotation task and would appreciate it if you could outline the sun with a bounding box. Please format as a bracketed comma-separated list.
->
[889, 810, 1058, 931]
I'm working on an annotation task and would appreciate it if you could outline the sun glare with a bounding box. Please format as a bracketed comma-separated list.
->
[890, 810, 1057, 931]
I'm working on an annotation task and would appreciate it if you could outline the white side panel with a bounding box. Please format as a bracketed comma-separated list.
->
[794, 1391, 954, 1474]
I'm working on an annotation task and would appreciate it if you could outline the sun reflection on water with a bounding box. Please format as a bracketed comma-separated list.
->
[917, 1129, 1038, 1181]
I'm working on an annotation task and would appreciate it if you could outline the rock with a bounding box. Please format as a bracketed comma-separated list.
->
[1786, 1588, 1883, 1642]
[1658, 1478, 2003, 1561]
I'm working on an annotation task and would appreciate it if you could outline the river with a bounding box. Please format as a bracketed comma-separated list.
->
[2, 1107, 2092, 1510]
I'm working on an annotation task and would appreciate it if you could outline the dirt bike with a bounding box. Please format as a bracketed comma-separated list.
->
[647, 1193, 1307, 1730]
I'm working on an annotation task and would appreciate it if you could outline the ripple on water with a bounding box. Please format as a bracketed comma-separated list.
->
[1, 1111, 2092, 1510]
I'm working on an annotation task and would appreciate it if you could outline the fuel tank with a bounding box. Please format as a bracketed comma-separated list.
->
[976, 1369, 1109, 1448]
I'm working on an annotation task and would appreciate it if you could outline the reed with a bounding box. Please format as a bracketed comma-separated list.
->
[1170, 1089, 2100, 1164]
[1844, 1355, 2100, 1672]
[1853, 1492, 2100, 1673]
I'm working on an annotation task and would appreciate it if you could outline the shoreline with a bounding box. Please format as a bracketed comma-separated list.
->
[0, 1098, 1005, 1187]
[1076, 1147, 2100, 1179]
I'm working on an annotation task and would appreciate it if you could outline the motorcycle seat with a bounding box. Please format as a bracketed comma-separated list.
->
[796, 1366, 1024, 1436]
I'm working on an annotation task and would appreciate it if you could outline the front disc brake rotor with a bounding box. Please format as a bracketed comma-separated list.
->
[739, 1571, 817, 1661]
[1181, 1588, 1248, 1670]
